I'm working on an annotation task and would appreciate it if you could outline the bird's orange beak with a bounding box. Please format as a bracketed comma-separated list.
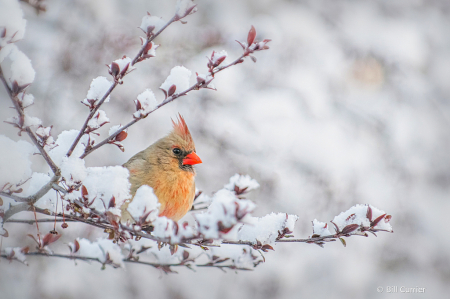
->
[183, 152, 202, 165]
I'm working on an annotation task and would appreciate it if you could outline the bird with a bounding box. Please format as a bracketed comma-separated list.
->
[121, 114, 202, 222]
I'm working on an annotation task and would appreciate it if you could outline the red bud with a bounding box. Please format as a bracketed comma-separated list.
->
[115, 130, 128, 142]
[366, 206, 373, 221]
[81, 185, 88, 200]
[110, 62, 120, 77]
[247, 25, 256, 46]
[135, 99, 142, 111]
[341, 224, 359, 234]
[168, 84, 176, 97]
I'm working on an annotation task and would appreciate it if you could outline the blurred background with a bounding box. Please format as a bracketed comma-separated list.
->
[1, 0, 450, 298]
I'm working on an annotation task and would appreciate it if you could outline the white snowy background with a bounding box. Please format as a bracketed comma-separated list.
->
[1, 0, 450, 298]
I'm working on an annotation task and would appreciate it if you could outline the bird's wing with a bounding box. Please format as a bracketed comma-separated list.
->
[123, 150, 154, 195]
[120, 150, 152, 224]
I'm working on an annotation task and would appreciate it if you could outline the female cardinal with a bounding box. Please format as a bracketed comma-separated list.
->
[121, 115, 202, 222]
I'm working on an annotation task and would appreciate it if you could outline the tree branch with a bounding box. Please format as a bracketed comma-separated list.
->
[0, 66, 60, 176]
[66, 15, 178, 158]
[2, 175, 60, 221]
[131, 15, 177, 65]
[81, 52, 248, 159]
[6, 205, 389, 250]
[6, 218, 88, 224]
[3, 203, 29, 222]
[65, 81, 118, 157]
[0, 251, 254, 271]
[0, 191, 28, 203]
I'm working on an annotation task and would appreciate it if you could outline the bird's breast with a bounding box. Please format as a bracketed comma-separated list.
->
[154, 170, 195, 221]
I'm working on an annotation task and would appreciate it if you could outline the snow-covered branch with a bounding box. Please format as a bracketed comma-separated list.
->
[80, 27, 270, 159]
[4, 174, 393, 268]
[0, 0, 393, 273]
[65, 5, 198, 158]
[0, 67, 59, 175]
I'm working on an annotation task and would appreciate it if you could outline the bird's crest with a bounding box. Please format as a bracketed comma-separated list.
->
[172, 114, 194, 146]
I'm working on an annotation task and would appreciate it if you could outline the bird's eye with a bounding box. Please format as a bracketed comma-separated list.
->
[172, 148, 182, 155]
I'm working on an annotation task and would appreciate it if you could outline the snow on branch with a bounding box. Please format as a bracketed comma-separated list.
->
[3, 173, 393, 272]
[65, 6, 196, 158]
[0, 66, 59, 175]
[1, 1, 208, 222]
[133, 89, 158, 119]
[81, 25, 271, 159]
[0, 1, 393, 273]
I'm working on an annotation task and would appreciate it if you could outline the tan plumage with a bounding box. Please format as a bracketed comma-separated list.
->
[121, 115, 201, 222]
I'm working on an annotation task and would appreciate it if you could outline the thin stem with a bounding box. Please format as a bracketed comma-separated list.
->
[6, 218, 86, 224]
[32, 206, 41, 245]
[81, 52, 248, 158]
[66, 16, 178, 158]
[131, 15, 177, 66]
[6, 205, 388, 250]
[53, 191, 58, 230]
[213, 53, 246, 74]
[276, 236, 338, 243]
[0, 66, 60, 175]
[66, 81, 118, 157]
[80, 83, 198, 158]
[0, 251, 254, 271]
[32, 208, 113, 231]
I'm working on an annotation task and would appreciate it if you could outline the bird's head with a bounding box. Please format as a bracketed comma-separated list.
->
[158, 114, 202, 173]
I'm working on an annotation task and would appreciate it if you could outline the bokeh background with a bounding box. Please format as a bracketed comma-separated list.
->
[1, 0, 450, 298]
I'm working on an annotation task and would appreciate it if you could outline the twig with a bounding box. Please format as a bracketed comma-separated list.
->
[6, 208, 351, 250]
[81, 53, 247, 158]
[213, 53, 246, 74]
[195, 264, 253, 271]
[66, 82, 118, 157]
[20, 207, 163, 243]
[131, 15, 177, 65]
[6, 206, 364, 247]
[0, 251, 254, 271]
[31, 207, 116, 232]
[6, 200, 391, 251]
[222, 236, 339, 246]
[66, 15, 178, 158]
[6, 218, 86, 224]
[80, 83, 197, 158]
[32, 206, 41, 245]
[2, 175, 61, 221]
[0, 66, 60, 175]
